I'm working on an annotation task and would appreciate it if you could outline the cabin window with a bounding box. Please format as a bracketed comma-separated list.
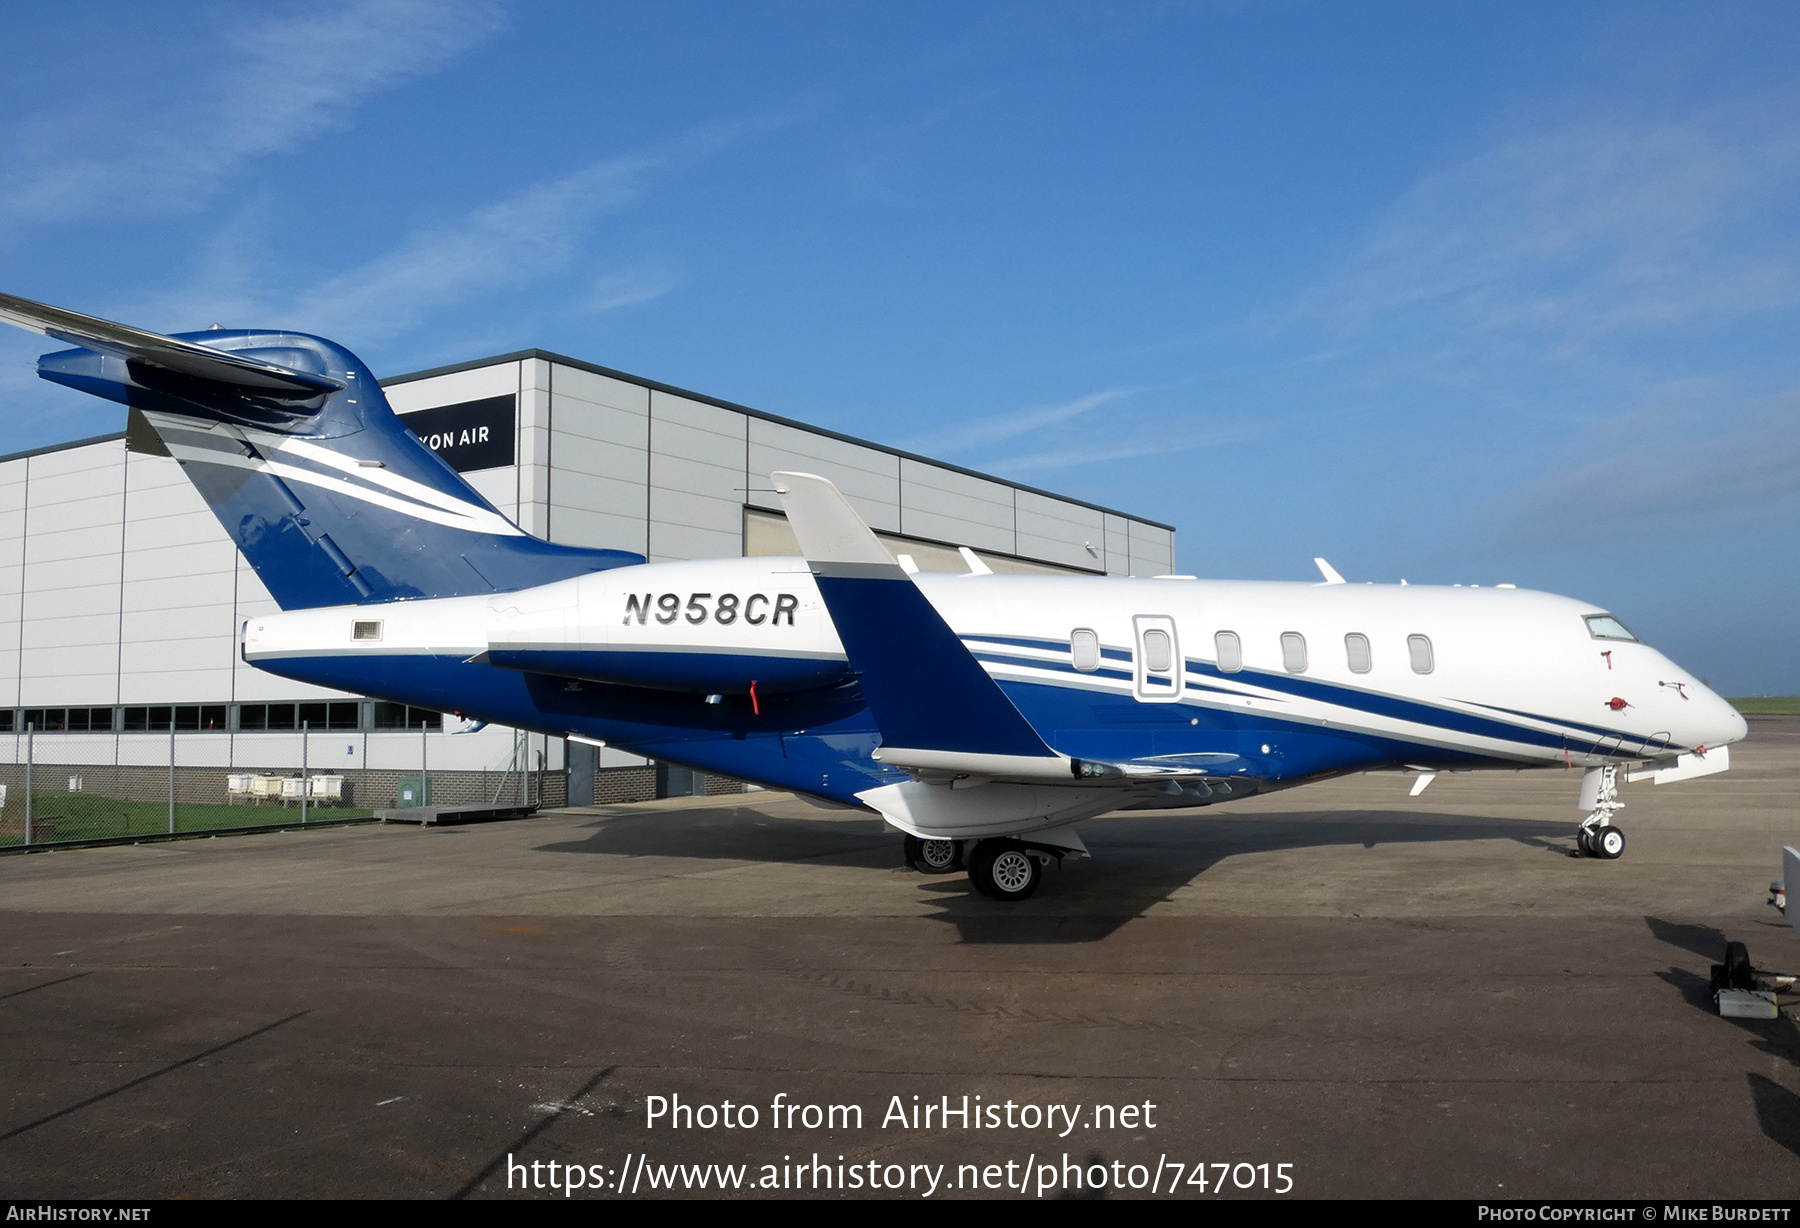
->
[1070, 628, 1100, 672]
[1281, 632, 1308, 674]
[1583, 614, 1638, 642]
[1408, 634, 1435, 674]
[1345, 633, 1372, 674]
[353, 620, 383, 641]
[1215, 630, 1242, 673]
[1142, 629, 1173, 674]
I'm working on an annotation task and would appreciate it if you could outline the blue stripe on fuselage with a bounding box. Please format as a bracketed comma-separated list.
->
[1462, 700, 1680, 751]
[1181, 659, 1666, 757]
[962, 632, 1662, 759]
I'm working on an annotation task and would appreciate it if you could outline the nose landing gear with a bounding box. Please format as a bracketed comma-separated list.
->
[1575, 764, 1626, 859]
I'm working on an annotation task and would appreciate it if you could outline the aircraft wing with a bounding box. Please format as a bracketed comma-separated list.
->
[772, 472, 1257, 839]
[0, 290, 344, 396]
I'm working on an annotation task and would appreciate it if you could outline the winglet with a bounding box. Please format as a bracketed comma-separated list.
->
[772, 471, 1058, 760]
[769, 472, 893, 568]
[958, 546, 993, 575]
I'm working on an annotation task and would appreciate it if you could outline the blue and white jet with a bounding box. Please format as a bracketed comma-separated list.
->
[0, 292, 1748, 899]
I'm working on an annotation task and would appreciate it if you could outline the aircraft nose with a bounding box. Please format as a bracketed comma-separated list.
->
[1696, 689, 1747, 748]
[1720, 702, 1748, 747]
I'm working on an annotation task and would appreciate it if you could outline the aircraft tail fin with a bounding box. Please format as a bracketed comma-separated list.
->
[772, 471, 1061, 764]
[0, 291, 642, 609]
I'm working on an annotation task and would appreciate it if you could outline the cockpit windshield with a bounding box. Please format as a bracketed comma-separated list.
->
[1584, 614, 1639, 643]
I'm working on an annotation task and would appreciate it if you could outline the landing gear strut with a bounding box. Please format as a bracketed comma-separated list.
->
[903, 835, 963, 874]
[1576, 764, 1626, 859]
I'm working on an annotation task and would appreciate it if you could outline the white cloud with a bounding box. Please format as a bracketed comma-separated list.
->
[1255, 92, 1800, 550]
[91, 114, 776, 352]
[1501, 382, 1800, 545]
[1296, 99, 1800, 368]
[0, 0, 507, 225]
[281, 118, 768, 342]
[898, 383, 1257, 477]
[904, 388, 1130, 455]
[988, 421, 1250, 475]
[285, 155, 655, 341]
[585, 261, 685, 313]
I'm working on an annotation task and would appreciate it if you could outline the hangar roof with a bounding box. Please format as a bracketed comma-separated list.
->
[383, 348, 1175, 531]
[0, 349, 1173, 533]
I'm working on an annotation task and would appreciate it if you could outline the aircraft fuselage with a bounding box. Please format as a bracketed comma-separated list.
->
[243, 556, 1747, 807]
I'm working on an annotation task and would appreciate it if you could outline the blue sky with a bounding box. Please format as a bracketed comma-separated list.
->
[1, 2, 1796, 692]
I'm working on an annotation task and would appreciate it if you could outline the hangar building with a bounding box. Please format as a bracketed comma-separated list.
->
[0, 348, 1176, 806]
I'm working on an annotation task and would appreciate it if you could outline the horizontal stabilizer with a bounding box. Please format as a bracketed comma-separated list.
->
[0, 291, 344, 397]
[772, 471, 1057, 760]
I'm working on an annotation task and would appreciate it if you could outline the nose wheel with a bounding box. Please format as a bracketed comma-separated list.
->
[1577, 823, 1626, 859]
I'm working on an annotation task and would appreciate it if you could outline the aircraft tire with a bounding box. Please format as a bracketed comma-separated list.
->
[1724, 940, 1753, 990]
[1575, 828, 1595, 857]
[904, 835, 962, 874]
[1593, 826, 1626, 860]
[969, 840, 1041, 902]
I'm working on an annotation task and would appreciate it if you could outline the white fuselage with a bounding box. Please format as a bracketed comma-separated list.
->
[244, 556, 1746, 781]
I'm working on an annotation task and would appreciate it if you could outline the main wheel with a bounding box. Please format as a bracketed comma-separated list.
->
[1593, 825, 1626, 860]
[1575, 828, 1596, 857]
[969, 840, 1042, 901]
[1724, 940, 1753, 990]
[904, 835, 962, 874]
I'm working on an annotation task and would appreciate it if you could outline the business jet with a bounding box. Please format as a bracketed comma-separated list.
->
[0, 292, 1748, 900]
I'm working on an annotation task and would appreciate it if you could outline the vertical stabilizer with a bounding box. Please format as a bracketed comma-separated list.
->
[0, 292, 642, 608]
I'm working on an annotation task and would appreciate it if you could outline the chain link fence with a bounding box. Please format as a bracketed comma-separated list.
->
[0, 725, 565, 851]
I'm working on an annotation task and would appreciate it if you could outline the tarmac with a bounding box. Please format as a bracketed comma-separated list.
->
[2, 716, 1797, 1199]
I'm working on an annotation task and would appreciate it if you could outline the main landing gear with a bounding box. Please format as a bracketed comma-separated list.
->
[903, 835, 963, 875]
[903, 836, 1057, 900]
[1575, 764, 1626, 860]
[967, 840, 1044, 901]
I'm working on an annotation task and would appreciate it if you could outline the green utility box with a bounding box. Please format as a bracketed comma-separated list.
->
[396, 776, 432, 808]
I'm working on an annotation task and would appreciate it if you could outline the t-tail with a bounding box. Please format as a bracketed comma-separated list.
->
[0, 292, 642, 609]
